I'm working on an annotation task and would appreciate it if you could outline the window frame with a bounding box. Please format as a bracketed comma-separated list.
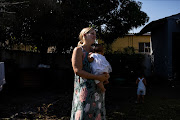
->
[138, 42, 151, 53]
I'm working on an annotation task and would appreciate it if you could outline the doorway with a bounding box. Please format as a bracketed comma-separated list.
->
[172, 32, 180, 80]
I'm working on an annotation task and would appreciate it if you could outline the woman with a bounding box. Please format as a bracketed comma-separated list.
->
[71, 27, 109, 120]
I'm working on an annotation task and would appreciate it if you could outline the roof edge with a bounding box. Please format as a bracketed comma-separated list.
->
[137, 13, 180, 35]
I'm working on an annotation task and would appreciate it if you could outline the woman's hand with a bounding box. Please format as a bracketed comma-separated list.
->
[97, 73, 110, 82]
[103, 72, 110, 80]
[104, 80, 109, 85]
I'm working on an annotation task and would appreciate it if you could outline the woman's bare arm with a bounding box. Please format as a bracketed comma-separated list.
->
[72, 47, 109, 82]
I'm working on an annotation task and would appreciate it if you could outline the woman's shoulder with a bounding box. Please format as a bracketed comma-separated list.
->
[72, 47, 84, 57]
[73, 46, 83, 52]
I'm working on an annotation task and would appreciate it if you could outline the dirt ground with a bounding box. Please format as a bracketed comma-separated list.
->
[0, 82, 180, 120]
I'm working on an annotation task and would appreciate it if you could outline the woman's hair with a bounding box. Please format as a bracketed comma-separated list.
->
[78, 27, 94, 46]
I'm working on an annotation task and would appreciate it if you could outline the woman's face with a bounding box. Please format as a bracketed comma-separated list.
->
[85, 29, 96, 45]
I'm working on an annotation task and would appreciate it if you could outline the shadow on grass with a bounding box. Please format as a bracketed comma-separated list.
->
[107, 96, 180, 120]
[1, 86, 180, 120]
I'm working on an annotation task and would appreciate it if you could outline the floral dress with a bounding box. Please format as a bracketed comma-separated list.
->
[70, 47, 106, 120]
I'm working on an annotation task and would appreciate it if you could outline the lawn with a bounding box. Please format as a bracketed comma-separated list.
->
[0, 85, 180, 120]
[107, 96, 180, 120]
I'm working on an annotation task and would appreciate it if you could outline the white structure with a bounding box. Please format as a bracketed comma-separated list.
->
[0, 62, 6, 91]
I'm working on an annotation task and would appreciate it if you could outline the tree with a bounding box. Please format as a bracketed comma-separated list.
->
[0, 0, 149, 53]
[97, 0, 149, 44]
[0, 1, 29, 49]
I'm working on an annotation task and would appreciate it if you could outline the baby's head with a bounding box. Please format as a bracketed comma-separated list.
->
[94, 44, 104, 55]
[139, 72, 144, 78]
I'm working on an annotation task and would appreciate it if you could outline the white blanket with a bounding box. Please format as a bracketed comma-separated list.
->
[90, 53, 112, 74]
[90, 53, 112, 84]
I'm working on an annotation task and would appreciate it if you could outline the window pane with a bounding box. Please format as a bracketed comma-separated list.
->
[145, 48, 150, 52]
[145, 43, 150, 47]
[139, 43, 144, 52]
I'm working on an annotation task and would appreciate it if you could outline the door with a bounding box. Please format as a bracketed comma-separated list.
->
[172, 32, 180, 80]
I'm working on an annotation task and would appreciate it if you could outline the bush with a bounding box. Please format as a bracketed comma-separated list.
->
[106, 53, 145, 82]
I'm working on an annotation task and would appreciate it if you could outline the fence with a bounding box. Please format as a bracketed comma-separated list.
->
[0, 49, 74, 90]
[0, 49, 153, 90]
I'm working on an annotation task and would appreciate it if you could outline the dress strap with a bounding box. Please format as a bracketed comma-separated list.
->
[80, 46, 84, 51]
[138, 77, 144, 81]
[80, 46, 87, 53]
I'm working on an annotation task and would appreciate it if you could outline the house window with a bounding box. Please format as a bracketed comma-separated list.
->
[139, 42, 150, 53]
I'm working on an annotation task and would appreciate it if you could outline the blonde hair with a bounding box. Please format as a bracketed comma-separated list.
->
[78, 27, 94, 46]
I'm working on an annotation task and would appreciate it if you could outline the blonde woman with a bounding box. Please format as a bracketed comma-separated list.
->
[71, 27, 109, 120]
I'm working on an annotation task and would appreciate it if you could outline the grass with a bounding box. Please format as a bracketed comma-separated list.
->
[1, 86, 180, 120]
[107, 96, 180, 120]
[3, 96, 180, 120]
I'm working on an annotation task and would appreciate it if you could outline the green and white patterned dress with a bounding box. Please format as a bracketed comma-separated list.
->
[70, 47, 106, 120]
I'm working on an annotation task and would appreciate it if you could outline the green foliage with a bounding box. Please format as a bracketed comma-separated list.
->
[105, 46, 135, 55]
[123, 46, 135, 55]
[106, 53, 145, 81]
[99, 0, 149, 44]
[0, 0, 149, 53]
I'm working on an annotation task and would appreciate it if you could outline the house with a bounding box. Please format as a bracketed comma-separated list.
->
[111, 33, 152, 78]
[111, 33, 151, 54]
[138, 13, 180, 80]
[98, 33, 152, 77]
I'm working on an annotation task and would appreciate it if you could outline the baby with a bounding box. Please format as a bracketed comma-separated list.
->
[88, 44, 112, 92]
[136, 73, 147, 103]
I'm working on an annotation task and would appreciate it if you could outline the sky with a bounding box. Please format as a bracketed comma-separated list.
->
[129, 0, 180, 33]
